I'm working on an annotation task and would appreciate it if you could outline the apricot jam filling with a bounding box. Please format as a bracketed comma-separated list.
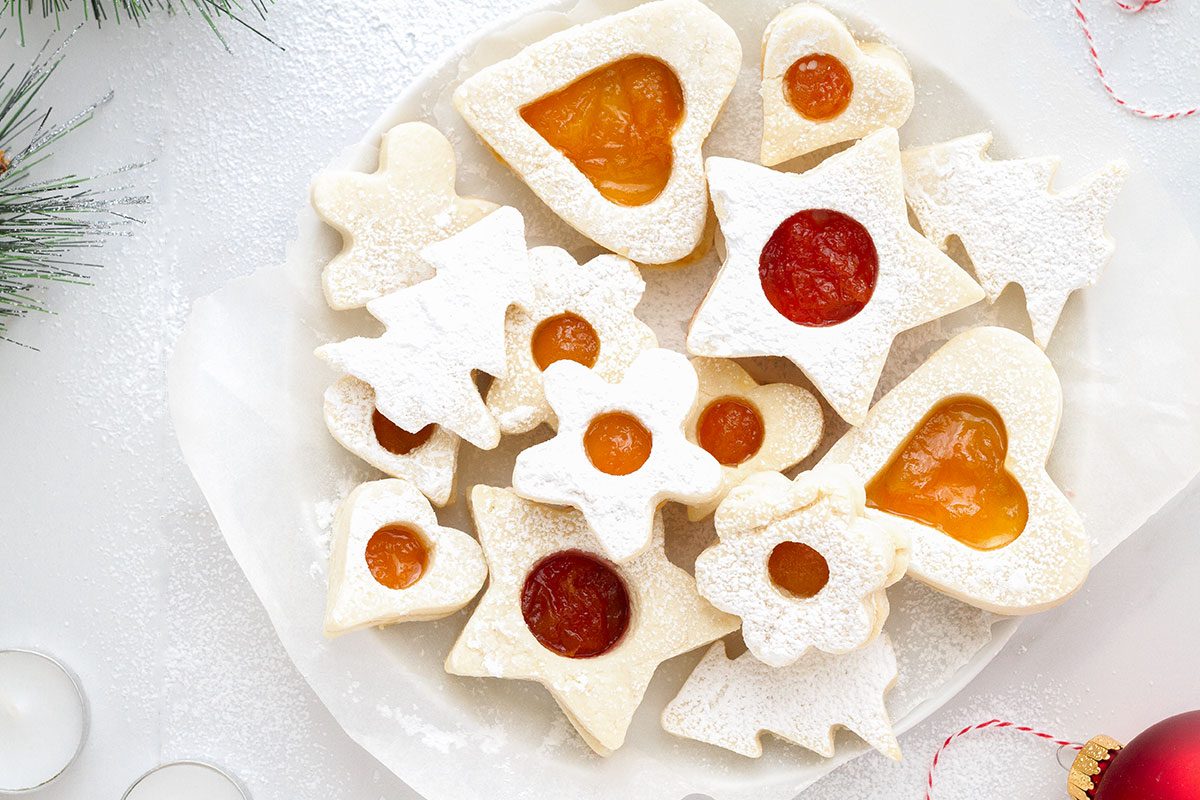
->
[697, 397, 765, 466]
[583, 411, 653, 476]
[866, 396, 1029, 551]
[768, 541, 830, 599]
[520, 56, 684, 207]
[521, 550, 631, 658]
[372, 409, 436, 456]
[531, 312, 601, 372]
[365, 524, 429, 590]
[784, 53, 854, 121]
[759, 208, 878, 327]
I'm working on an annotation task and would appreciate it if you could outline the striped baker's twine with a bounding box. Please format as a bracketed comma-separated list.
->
[924, 719, 1083, 799]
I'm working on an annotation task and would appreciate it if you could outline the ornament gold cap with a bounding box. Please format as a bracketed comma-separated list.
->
[1068, 734, 1124, 799]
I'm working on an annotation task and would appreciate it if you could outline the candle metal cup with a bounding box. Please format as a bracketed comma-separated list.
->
[122, 760, 250, 800]
[0, 649, 89, 795]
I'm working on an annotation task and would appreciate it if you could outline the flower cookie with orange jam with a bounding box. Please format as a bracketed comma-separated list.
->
[684, 357, 824, 521]
[486, 247, 657, 435]
[687, 129, 984, 425]
[694, 466, 907, 668]
[511, 348, 723, 563]
[453, 0, 740, 265]
[312, 122, 498, 310]
[760, 4, 914, 166]
[445, 486, 737, 756]
[323, 377, 461, 507]
[324, 479, 486, 636]
[820, 326, 1091, 615]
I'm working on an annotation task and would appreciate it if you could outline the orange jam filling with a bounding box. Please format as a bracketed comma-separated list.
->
[866, 396, 1029, 550]
[520, 56, 684, 206]
[365, 524, 429, 590]
[372, 409, 436, 456]
[521, 550, 631, 658]
[583, 411, 653, 476]
[768, 541, 830, 599]
[531, 312, 601, 372]
[697, 397, 765, 466]
[759, 208, 878, 327]
[784, 53, 854, 121]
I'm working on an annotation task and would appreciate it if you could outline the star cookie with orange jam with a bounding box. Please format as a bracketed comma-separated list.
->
[312, 122, 498, 310]
[687, 128, 985, 425]
[661, 633, 901, 760]
[511, 348, 723, 563]
[486, 247, 657, 435]
[453, 0, 740, 265]
[760, 4, 914, 166]
[820, 326, 1091, 614]
[445, 486, 737, 756]
[684, 358, 824, 521]
[324, 479, 486, 636]
[694, 466, 907, 668]
[316, 207, 534, 450]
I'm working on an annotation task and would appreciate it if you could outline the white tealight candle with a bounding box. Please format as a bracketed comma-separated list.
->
[123, 762, 248, 800]
[0, 649, 88, 794]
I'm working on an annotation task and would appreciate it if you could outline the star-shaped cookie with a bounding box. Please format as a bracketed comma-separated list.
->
[511, 348, 723, 562]
[687, 128, 985, 425]
[445, 486, 738, 756]
[312, 121, 498, 310]
[316, 206, 534, 450]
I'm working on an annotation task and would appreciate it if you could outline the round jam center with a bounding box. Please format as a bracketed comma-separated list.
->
[697, 397, 765, 466]
[865, 396, 1029, 550]
[372, 410, 436, 456]
[365, 524, 429, 590]
[520, 550, 631, 658]
[784, 53, 854, 121]
[767, 541, 830, 599]
[520, 56, 684, 207]
[530, 312, 601, 372]
[759, 208, 879, 327]
[583, 412, 653, 476]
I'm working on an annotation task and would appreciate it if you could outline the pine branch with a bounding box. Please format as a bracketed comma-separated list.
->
[0, 30, 147, 347]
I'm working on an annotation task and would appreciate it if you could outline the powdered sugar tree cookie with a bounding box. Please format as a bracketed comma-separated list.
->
[445, 486, 737, 756]
[453, 0, 740, 265]
[511, 348, 723, 562]
[820, 326, 1091, 614]
[760, 4, 914, 166]
[312, 122, 498, 310]
[485, 247, 657, 435]
[687, 129, 985, 425]
[694, 467, 906, 668]
[323, 377, 461, 507]
[661, 634, 901, 760]
[316, 206, 534, 450]
[684, 357, 823, 521]
[325, 479, 486, 636]
[902, 132, 1128, 347]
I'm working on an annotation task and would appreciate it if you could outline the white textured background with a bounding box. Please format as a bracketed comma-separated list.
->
[1, 1, 1198, 798]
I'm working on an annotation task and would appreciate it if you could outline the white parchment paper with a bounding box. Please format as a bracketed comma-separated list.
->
[167, 0, 1200, 798]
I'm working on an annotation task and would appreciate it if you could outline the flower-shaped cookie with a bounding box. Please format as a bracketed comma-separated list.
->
[820, 326, 1091, 615]
[316, 206, 534, 450]
[760, 4, 914, 166]
[511, 348, 723, 562]
[661, 634, 901, 760]
[445, 486, 737, 756]
[485, 246, 657, 435]
[695, 466, 906, 668]
[684, 357, 824, 520]
[312, 122, 498, 310]
[453, 0, 740, 264]
[324, 479, 486, 636]
[687, 129, 984, 425]
[903, 132, 1127, 347]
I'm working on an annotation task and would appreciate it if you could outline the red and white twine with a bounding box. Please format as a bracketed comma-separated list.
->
[924, 719, 1083, 800]
[1073, 0, 1199, 120]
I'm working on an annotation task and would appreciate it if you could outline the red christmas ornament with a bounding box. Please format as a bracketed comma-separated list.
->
[1070, 711, 1200, 800]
